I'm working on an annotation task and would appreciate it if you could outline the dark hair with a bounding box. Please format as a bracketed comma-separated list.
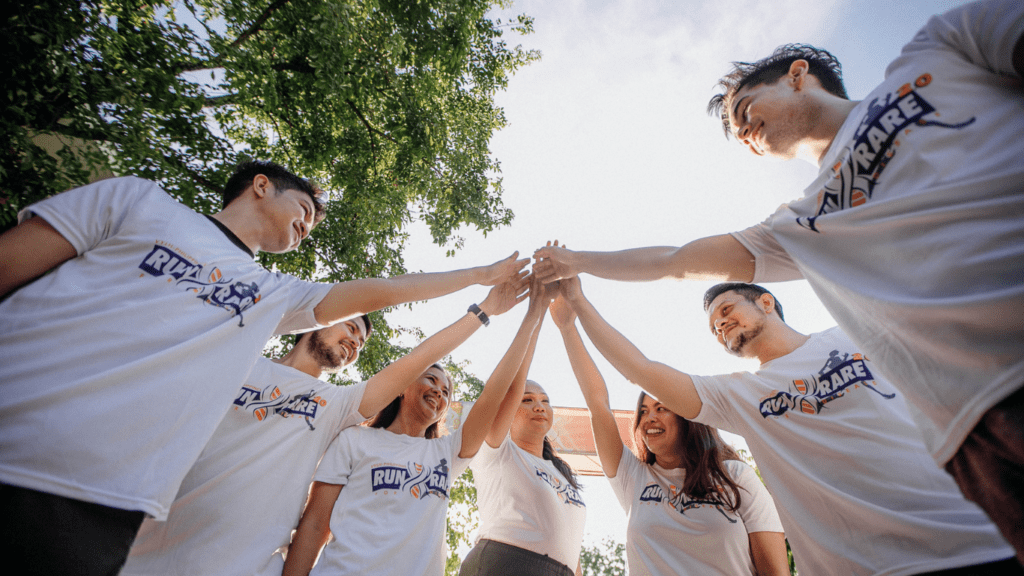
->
[368, 363, 450, 439]
[543, 436, 580, 491]
[294, 314, 372, 347]
[703, 282, 784, 323]
[632, 392, 744, 511]
[222, 160, 326, 223]
[707, 43, 849, 139]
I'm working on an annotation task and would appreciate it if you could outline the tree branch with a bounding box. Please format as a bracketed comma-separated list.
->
[345, 100, 397, 145]
[203, 94, 239, 108]
[231, 0, 292, 49]
[271, 55, 315, 74]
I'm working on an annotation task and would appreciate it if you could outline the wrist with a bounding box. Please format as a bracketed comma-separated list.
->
[476, 300, 496, 318]
[468, 303, 490, 325]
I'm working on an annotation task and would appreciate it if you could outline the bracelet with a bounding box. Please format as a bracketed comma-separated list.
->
[468, 303, 490, 326]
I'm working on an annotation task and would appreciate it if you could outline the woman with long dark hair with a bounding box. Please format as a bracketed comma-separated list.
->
[460, 280, 586, 576]
[549, 277, 788, 576]
[282, 273, 552, 576]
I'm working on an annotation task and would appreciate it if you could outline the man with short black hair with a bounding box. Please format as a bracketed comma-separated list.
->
[0, 161, 527, 574]
[535, 1, 1024, 559]
[557, 277, 1018, 575]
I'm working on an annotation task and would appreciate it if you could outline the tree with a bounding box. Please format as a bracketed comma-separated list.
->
[580, 537, 627, 576]
[2, 0, 538, 371]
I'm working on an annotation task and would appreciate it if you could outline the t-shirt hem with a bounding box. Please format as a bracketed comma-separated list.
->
[930, 376, 1024, 465]
[874, 549, 1017, 576]
[0, 466, 169, 520]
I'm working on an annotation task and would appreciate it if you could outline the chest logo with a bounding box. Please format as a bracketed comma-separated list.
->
[638, 482, 736, 522]
[371, 459, 452, 499]
[232, 384, 327, 430]
[535, 467, 585, 508]
[759, 350, 895, 419]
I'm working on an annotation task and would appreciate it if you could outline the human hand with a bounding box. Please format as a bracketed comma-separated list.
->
[479, 268, 530, 317]
[527, 272, 557, 315]
[549, 291, 577, 330]
[479, 252, 531, 286]
[532, 240, 578, 284]
[558, 274, 584, 304]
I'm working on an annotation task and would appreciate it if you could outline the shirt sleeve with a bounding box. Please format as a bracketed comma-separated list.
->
[607, 445, 641, 515]
[468, 433, 507, 476]
[20, 177, 155, 255]
[449, 425, 473, 479]
[727, 461, 785, 534]
[690, 373, 743, 433]
[330, 381, 370, 433]
[902, 0, 1024, 78]
[272, 277, 333, 335]
[314, 428, 359, 486]
[731, 211, 804, 283]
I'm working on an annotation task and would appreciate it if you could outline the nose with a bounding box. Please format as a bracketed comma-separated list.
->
[714, 317, 728, 332]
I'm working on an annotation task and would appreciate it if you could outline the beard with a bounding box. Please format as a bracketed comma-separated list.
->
[726, 321, 764, 356]
[307, 330, 344, 371]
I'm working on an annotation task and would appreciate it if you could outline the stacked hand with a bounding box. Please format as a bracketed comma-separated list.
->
[532, 241, 577, 284]
[480, 267, 531, 317]
[479, 251, 531, 286]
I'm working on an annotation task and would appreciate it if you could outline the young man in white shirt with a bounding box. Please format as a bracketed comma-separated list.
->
[0, 160, 528, 575]
[534, 0, 1024, 560]
[559, 277, 1018, 575]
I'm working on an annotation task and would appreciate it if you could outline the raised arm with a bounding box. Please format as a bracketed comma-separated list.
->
[483, 279, 554, 448]
[550, 283, 623, 477]
[358, 270, 530, 417]
[0, 217, 77, 298]
[561, 277, 703, 420]
[313, 252, 530, 325]
[282, 481, 342, 576]
[749, 531, 790, 576]
[532, 234, 753, 284]
[458, 276, 547, 459]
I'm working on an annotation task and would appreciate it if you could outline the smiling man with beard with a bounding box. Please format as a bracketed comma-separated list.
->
[559, 278, 1018, 575]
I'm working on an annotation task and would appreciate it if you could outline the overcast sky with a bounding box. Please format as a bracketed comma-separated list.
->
[343, 0, 971, 550]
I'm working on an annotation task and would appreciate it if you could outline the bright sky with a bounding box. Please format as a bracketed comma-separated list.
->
[352, 0, 971, 549]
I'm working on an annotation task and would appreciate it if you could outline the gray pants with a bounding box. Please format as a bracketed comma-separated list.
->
[460, 539, 574, 576]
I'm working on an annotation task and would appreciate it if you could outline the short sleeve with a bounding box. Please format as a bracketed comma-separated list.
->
[902, 0, 1024, 78]
[607, 446, 642, 515]
[449, 425, 473, 479]
[272, 278, 333, 335]
[331, 381, 370, 432]
[469, 433, 510, 476]
[727, 461, 784, 534]
[731, 212, 803, 283]
[691, 373, 741, 434]
[21, 177, 156, 255]
[314, 428, 359, 486]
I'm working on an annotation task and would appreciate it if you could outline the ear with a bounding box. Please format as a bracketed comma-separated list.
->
[759, 293, 776, 315]
[788, 59, 809, 90]
[252, 174, 271, 199]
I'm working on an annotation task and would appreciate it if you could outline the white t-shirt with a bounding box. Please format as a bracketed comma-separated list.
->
[311, 425, 471, 576]
[122, 358, 368, 576]
[608, 455, 782, 576]
[693, 327, 1014, 576]
[0, 177, 332, 519]
[731, 0, 1024, 465]
[471, 435, 587, 571]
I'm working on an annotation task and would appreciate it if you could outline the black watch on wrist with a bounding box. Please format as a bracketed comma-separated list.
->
[468, 303, 490, 326]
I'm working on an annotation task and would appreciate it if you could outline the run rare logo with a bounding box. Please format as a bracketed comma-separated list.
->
[759, 350, 896, 419]
[535, 467, 585, 508]
[638, 482, 736, 522]
[232, 384, 327, 431]
[138, 243, 261, 327]
[371, 459, 452, 499]
[797, 73, 976, 232]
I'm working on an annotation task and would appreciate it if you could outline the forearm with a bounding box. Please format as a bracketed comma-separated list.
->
[315, 267, 485, 325]
[573, 235, 754, 282]
[487, 313, 545, 446]
[283, 483, 338, 576]
[749, 531, 789, 576]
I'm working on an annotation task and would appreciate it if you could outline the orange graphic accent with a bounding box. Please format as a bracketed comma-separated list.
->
[799, 398, 817, 415]
[832, 161, 842, 174]
[851, 191, 867, 207]
[915, 73, 932, 88]
[167, 278, 172, 282]
[254, 408, 267, 421]
[209, 268, 222, 282]
[254, 294, 261, 303]
[853, 353, 863, 360]
[897, 83, 912, 97]
[270, 387, 281, 400]
[794, 379, 808, 394]
[411, 486, 421, 499]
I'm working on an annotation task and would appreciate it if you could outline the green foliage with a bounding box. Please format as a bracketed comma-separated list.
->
[2, 0, 537, 373]
[580, 537, 627, 576]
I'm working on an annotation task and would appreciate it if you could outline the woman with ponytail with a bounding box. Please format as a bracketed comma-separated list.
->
[549, 276, 788, 576]
[460, 280, 586, 576]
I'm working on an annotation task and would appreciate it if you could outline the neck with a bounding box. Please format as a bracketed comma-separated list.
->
[751, 322, 810, 364]
[274, 347, 323, 378]
[210, 208, 262, 254]
[802, 98, 860, 164]
[513, 431, 545, 458]
[654, 451, 685, 470]
[386, 410, 432, 438]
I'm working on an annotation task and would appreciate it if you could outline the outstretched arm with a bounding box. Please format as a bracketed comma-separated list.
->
[749, 531, 790, 576]
[484, 278, 555, 448]
[313, 252, 530, 325]
[358, 271, 531, 417]
[561, 277, 703, 420]
[282, 481, 342, 576]
[458, 276, 547, 459]
[0, 217, 77, 298]
[550, 284, 623, 477]
[532, 235, 753, 284]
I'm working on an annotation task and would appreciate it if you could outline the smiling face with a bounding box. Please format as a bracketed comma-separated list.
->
[634, 395, 684, 461]
[257, 181, 318, 253]
[306, 317, 368, 373]
[706, 290, 770, 357]
[512, 381, 554, 442]
[402, 365, 452, 425]
[726, 61, 819, 160]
